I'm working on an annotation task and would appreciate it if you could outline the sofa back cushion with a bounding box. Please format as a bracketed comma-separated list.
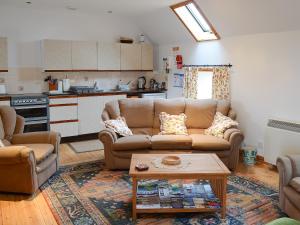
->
[119, 99, 154, 128]
[185, 99, 217, 129]
[216, 100, 231, 116]
[153, 98, 186, 129]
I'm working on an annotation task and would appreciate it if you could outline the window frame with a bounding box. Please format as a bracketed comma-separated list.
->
[170, 0, 220, 42]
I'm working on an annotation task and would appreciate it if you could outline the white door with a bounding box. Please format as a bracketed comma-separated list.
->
[98, 42, 120, 70]
[120, 44, 141, 70]
[42, 40, 72, 71]
[0, 37, 8, 71]
[141, 44, 153, 70]
[72, 41, 98, 70]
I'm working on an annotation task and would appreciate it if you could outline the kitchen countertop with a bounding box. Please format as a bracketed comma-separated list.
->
[0, 95, 11, 101]
[44, 89, 167, 98]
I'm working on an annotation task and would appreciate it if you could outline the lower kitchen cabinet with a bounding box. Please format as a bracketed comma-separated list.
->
[50, 122, 79, 137]
[78, 94, 126, 135]
[0, 100, 10, 106]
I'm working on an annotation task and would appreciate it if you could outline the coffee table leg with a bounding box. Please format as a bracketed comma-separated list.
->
[132, 177, 137, 221]
[221, 177, 227, 219]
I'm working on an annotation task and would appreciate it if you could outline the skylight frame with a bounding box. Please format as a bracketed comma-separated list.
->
[170, 0, 220, 42]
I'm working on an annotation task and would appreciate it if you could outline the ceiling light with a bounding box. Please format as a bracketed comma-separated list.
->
[107, 10, 113, 14]
[26, 1, 32, 4]
[66, 6, 77, 11]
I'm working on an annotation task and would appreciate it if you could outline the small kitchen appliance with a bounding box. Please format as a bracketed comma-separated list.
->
[0, 84, 6, 94]
[62, 79, 71, 92]
[137, 76, 146, 89]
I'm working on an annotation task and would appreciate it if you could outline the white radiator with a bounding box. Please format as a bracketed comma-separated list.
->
[264, 119, 300, 165]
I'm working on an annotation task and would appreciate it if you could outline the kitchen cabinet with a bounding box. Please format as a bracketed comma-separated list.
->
[0, 100, 10, 106]
[49, 97, 78, 137]
[42, 40, 72, 71]
[0, 37, 8, 72]
[120, 44, 141, 70]
[78, 95, 126, 135]
[72, 41, 98, 70]
[98, 42, 120, 70]
[141, 44, 153, 70]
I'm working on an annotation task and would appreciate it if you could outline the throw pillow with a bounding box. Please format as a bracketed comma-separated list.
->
[205, 112, 239, 138]
[159, 112, 188, 135]
[104, 116, 133, 137]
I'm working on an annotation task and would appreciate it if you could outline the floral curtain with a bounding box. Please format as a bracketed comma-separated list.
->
[183, 67, 198, 99]
[212, 67, 230, 100]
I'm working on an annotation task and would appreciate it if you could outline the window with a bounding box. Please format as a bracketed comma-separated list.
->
[170, 0, 219, 42]
[197, 71, 213, 99]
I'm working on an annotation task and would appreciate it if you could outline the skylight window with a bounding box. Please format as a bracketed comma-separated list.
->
[171, 0, 219, 42]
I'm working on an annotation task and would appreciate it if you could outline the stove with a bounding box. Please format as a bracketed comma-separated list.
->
[11, 94, 49, 133]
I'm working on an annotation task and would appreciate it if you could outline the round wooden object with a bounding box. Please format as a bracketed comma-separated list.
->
[161, 156, 181, 165]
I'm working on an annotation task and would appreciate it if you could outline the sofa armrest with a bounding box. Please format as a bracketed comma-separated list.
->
[223, 128, 244, 171]
[228, 109, 237, 120]
[11, 131, 61, 154]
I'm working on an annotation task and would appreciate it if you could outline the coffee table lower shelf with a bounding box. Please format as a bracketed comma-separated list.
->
[136, 207, 218, 214]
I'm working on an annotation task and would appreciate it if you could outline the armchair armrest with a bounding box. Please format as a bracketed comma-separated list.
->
[14, 115, 25, 134]
[0, 146, 38, 194]
[99, 128, 118, 144]
[11, 131, 61, 153]
[99, 128, 118, 169]
[0, 146, 35, 165]
[277, 156, 293, 187]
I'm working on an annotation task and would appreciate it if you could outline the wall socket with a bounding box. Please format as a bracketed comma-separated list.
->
[18, 86, 24, 91]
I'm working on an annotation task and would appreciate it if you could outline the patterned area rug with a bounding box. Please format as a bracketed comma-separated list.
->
[41, 160, 285, 225]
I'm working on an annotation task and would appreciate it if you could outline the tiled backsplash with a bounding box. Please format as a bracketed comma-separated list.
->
[0, 68, 166, 94]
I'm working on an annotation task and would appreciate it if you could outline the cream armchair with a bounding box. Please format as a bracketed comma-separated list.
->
[277, 155, 300, 220]
[0, 106, 60, 194]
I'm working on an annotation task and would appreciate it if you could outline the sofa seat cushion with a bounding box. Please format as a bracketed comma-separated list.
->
[290, 177, 300, 193]
[284, 186, 300, 210]
[23, 144, 54, 164]
[190, 134, 230, 151]
[113, 135, 151, 151]
[151, 135, 192, 150]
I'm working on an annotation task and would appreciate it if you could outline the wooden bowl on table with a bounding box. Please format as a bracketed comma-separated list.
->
[161, 155, 181, 165]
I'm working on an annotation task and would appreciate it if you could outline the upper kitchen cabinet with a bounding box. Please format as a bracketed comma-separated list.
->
[42, 39, 72, 71]
[98, 42, 120, 70]
[72, 41, 98, 70]
[120, 43, 141, 70]
[0, 37, 8, 72]
[141, 44, 153, 70]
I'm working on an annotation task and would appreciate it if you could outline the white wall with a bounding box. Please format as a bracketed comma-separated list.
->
[0, 5, 156, 93]
[159, 30, 300, 156]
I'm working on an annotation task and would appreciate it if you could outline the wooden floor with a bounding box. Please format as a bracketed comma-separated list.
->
[0, 143, 278, 225]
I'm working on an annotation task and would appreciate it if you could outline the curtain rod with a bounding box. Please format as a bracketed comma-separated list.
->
[182, 64, 232, 68]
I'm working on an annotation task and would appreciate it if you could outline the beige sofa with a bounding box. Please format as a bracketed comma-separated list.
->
[0, 106, 60, 194]
[99, 98, 244, 171]
[277, 155, 300, 220]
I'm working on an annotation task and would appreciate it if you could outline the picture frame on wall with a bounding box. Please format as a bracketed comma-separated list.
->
[173, 73, 184, 87]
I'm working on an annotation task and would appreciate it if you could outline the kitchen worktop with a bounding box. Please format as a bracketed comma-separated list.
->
[44, 88, 167, 98]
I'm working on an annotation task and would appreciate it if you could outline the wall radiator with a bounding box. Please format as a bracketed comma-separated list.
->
[264, 119, 300, 165]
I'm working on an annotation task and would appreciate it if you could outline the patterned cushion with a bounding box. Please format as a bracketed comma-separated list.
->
[159, 112, 188, 135]
[205, 112, 238, 138]
[104, 116, 133, 137]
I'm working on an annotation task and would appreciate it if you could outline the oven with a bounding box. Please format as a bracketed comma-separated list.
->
[11, 94, 49, 132]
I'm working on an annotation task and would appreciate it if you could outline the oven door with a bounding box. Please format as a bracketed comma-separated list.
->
[24, 120, 49, 132]
[14, 105, 48, 121]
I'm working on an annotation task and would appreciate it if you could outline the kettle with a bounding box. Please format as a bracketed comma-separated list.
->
[137, 76, 146, 89]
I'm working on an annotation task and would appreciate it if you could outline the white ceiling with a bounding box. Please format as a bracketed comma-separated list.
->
[1, 0, 300, 44]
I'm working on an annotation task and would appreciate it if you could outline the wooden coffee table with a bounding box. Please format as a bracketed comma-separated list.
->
[129, 153, 231, 220]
